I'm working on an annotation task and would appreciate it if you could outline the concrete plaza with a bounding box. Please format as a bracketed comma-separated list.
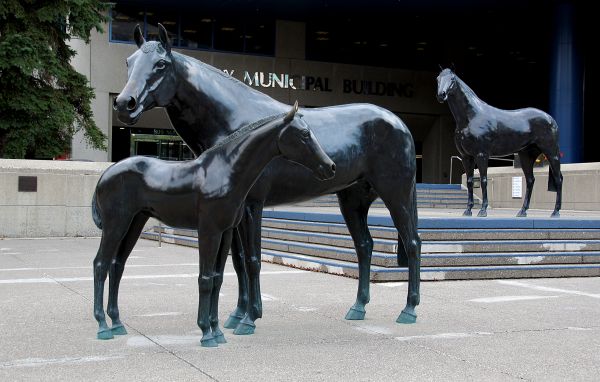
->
[0, 237, 599, 381]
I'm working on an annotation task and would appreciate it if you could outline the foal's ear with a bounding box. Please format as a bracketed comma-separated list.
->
[134, 24, 145, 48]
[158, 23, 171, 54]
[284, 101, 299, 123]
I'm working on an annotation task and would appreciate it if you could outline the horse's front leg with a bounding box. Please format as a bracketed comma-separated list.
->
[462, 156, 476, 216]
[223, 228, 249, 329]
[474, 154, 489, 217]
[234, 202, 264, 335]
[196, 227, 222, 347]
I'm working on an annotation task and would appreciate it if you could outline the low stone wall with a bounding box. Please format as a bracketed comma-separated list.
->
[462, 162, 600, 211]
[0, 159, 112, 237]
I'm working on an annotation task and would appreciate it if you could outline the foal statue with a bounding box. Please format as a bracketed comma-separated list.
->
[437, 68, 563, 218]
[92, 102, 336, 346]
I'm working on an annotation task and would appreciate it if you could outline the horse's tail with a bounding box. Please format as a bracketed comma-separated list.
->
[91, 189, 102, 230]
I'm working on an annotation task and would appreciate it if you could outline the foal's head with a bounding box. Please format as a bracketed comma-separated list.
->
[277, 102, 336, 181]
[113, 24, 176, 125]
[436, 68, 457, 103]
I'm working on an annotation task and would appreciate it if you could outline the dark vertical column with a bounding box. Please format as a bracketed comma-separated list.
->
[549, 1, 583, 163]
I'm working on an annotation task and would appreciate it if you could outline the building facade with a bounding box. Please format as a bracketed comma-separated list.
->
[70, 0, 592, 183]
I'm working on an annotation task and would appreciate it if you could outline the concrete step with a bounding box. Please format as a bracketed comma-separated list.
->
[262, 218, 600, 241]
[262, 249, 600, 281]
[141, 230, 600, 268]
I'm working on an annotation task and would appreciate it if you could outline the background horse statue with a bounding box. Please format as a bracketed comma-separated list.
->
[92, 103, 335, 346]
[113, 24, 422, 334]
[436, 68, 562, 218]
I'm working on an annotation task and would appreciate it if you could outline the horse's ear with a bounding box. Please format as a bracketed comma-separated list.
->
[158, 23, 171, 54]
[450, 62, 456, 73]
[439, 64, 444, 71]
[134, 24, 145, 48]
[284, 101, 298, 123]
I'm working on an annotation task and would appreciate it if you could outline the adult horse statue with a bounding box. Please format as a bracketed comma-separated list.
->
[92, 103, 335, 346]
[113, 24, 421, 334]
[436, 68, 562, 218]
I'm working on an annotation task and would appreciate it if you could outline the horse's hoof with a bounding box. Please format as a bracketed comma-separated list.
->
[97, 328, 114, 340]
[396, 310, 417, 324]
[111, 324, 127, 336]
[462, 210, 472, 217]
[516, 210, 527, 218]
[223, 313, 244, 329]
[477, 210, 487, 217]
[551, 211, 560, 218]
[200, 338, 219, 348]
[345, 307, 366, 320]
[214, 333, 227, 344]
[233, 322, 256, 335]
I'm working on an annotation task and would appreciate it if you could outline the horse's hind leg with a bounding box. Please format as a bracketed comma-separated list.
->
[547, 154, 562, 217]
[224, 228, 249, 329]
[337, 183, 378, 320]
[210, 229, 233, 344]
[462, 156, 476, 216]
[369, 175, 421, 324]
[107, 213, 149, 335]
[516, 148, 540, 217]
[474, 154, 489, 217]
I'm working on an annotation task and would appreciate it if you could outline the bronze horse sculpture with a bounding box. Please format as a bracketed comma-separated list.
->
[113, 24, 422, 334]
[92, 102, 336, 346]
[437, 68, 562, 218]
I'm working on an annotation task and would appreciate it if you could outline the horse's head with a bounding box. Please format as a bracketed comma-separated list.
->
[113, 24, 177, 125]
[436, 68, 457, 103]
[277, 101, 336, 181]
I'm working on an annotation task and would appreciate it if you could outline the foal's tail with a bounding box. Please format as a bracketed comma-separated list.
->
[91, 189, 102, 230]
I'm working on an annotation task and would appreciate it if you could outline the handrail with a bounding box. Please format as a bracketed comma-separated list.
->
[449, 155, 515, 184]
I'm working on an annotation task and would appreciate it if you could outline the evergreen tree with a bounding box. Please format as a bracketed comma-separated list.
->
[0, 0, 110, 159]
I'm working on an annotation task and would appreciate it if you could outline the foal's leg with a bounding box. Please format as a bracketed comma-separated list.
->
[196, 228, 222, 347]
[93, 223, 128, 340]
[234, 202, 264, 336]
[474, 154, 489, 217]
[516, 149, 539, 217]
[224, 229, 249, 329]
[462, 156, 476, 216]
[210, 229, 233, 344]
[337, 183, 378, 320]
[107, 214, 149, 335]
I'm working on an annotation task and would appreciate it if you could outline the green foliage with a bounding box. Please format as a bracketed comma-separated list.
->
[0, 0, 110, 158]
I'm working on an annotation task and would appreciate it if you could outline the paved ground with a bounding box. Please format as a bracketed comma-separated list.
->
[1, 237, 599, 381]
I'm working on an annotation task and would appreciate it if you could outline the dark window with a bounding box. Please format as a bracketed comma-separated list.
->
[110, 4, 143, 43]
[214, 18, 244, 52]
[244, 20, 275, 55]
[145, 10, 179, 46]
[180, 16, 213, 49]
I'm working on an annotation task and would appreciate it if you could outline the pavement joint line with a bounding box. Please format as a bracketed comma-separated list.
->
[497, 280, 600, 298]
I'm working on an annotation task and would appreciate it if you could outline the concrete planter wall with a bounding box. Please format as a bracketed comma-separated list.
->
[462, 162, 600, 211]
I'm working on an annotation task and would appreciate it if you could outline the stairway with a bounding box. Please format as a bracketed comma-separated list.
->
[141, 210, 600, 281]
[290, 183, 481, 209]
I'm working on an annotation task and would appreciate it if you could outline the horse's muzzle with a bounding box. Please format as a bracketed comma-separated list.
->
[437, 92, 448, 103]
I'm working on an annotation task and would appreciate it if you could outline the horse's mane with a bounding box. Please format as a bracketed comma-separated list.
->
[453, 73, 488, 108]
[199, 112, 289, 157]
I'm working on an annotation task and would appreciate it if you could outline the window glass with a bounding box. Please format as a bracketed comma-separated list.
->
[110, 5, 143, 43]
[180, 16, 213, 49]
[214, 18, 244, 52]
[244, 20, 274, 55]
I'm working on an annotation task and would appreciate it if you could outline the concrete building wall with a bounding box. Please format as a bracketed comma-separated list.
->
[463, 163, 600, 211]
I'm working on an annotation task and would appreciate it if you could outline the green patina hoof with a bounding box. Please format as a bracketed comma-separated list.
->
[200, 338, 218, 348]
[396, 310, 417, 324]
[214, 333, 227, 344]
[111, 325, 128, 336]
[233, 322, 255, 335]
[463, 210, 472, 217]
[551, 211, 560, 218]
[345, 307, 366, 320]
[477, 210, 487, 217]
[97, 329, 114, 340]
[516, 210, 527, 218]
[223, 314, 244, 329]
